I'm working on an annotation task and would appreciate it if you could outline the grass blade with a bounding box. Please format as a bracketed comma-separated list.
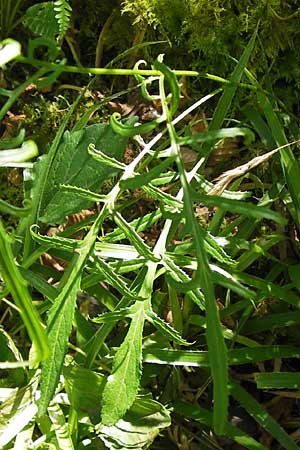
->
[143, 346, 300, 367]
[0, 220, 49, 363]
[174, 400, 268, 449]
[255, 372, 300, 389]
[229, 379, 299, 450]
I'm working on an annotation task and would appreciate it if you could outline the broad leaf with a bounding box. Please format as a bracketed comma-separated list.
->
[97, 396, 171, 450]
[64, 365, 105, 417]
[36, 123, 129, 224]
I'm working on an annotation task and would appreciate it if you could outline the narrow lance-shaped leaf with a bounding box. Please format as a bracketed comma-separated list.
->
[38, 276, 80, 416]
[193, 192, 286, 225]
[146, 308, 191, 346]
[38, 207, 110, 415]
[229, 379, 299, 450]
[101, 301, 145, 425]
[255, 372, 300, 389]
[113, 212, 159, 262]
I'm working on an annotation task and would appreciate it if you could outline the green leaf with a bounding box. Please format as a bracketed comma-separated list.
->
[174, 400, 267, 450]
[38, 277, 79, 416]
[113, 212, 159, 262]
[91, 256, 139, 300]
[36, 123, 129, 224]
[0, 220, 49, 364]
[179, 126, 255, 148]
[143, 346, 300, 367]
[23, 2, 59, 40]
[146, 308, 191, 346]
[255, 372, 300, 389]
[0, 139, 38, 166]
[243, 311, 300, 336]
[101, 301, 145, 425]
[0, 128, 25, 149]
[110, 112, 161, 137]
[229, 379, 299, 450]
[64, 365, 105, 416]
[153, 59, 180, 117]
[30, 225, 78, 251]
[193, 192, 287, 225]
[97, 396, 171, 449]
[208, 29, 257, 133]
[0, 199, 31, 217]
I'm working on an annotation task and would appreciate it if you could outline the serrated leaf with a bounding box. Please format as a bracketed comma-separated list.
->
[97, 396, 171, 450]
[23, 2, 59, 40]
[92, 306, 136, 323]
[113, 212, 159, 262]
[30, 225, 78, 251]
[146, 309, 191, 346]
[91, 256, 139, 300]
[101, 302, 145, 425]
[38, 278, 79, 416]
[36, 123, 129, 224]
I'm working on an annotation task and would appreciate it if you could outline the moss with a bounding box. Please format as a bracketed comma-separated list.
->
[121, 0, 300, 113]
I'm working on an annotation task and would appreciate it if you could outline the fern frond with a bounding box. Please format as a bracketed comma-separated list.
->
[53, 0, 72, 41]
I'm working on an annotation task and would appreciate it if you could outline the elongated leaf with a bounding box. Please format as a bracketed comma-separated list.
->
[37, 205, 107, 416]
[0, 199, 31, 217]
[241, 105, 276, 148]
[88, 143, 127, 170]
[143, 346, 300, 367]
[174, 401, 268, 450]
[146, 309, 191, 346]
[179, 126, 255, 148]
[38, 277, 80, 416]
[257, 89, 300, 230]
[193, 193, 286, 225]
[208, 29, 257, 133]
[255, 372, 300, 389]
[113, 212, 159, 262]
[103, 210, 162, 243]
[243, 311, 300, 335]
[236, 272, 300, 308]
[30, 225, 78, 251]
[119, 156, 175, 190]
[92, 306, 135, 323]
[92, 256, 139, 300]
[60, 184, 107, 203]
[229, 379, 299, 450]
[101, 301, 145, 425]
[0, 220, 49, 363]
